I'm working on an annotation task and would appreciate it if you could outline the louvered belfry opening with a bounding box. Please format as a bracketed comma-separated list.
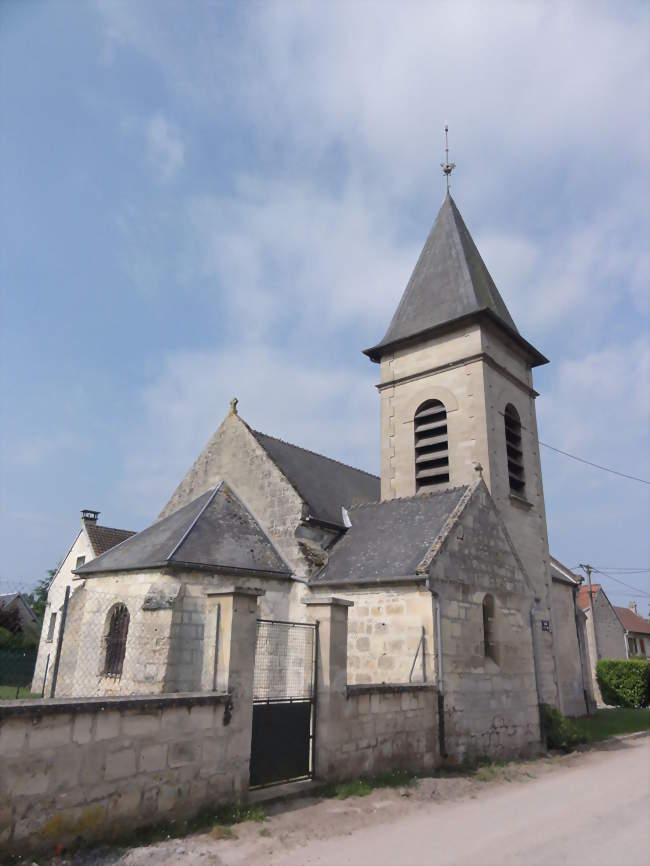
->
[104, 603, 130, 677]
[504, 403, 525, 495]
[414, 399, 450, 492]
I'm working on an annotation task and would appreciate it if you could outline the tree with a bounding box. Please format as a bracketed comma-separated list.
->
[24, 569, 57, 622]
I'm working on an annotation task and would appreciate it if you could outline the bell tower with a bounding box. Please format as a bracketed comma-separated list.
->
[364, 143, 559, 705]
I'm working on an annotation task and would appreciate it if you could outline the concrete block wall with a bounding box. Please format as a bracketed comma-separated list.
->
[0, 694, 245, 856]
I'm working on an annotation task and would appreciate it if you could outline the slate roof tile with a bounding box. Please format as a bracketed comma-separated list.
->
[76, 483, 290, 577]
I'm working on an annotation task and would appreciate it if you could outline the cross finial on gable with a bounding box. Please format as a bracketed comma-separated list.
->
[440, 123, 456, 192]
[474, 462, 484, 480]
[229, 397, 239, 416]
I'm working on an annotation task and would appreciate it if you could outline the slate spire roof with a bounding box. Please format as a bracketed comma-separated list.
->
[364, 193, 547, 366]
[75, 482, 290, 577]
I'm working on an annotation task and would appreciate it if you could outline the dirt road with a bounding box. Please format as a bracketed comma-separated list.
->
[67, 735, 650, 866]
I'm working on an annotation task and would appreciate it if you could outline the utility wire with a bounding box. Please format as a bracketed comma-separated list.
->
[592, 568, 650, 598]
[539, 441, 650, 485]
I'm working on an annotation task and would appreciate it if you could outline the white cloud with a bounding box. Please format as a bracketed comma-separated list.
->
[146, 112, 184, 181]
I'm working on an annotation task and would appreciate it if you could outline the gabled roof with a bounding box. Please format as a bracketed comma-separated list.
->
[251, 430, 380, 528]
[86, 524, 136, 557]
[364, 194, 547, 366]
[310, 486, 469, 585]
[614, 606, 650, 636]
[577, 584, 601, 610]
[76, 483, 290, 578]
[550, 556, 581, 587]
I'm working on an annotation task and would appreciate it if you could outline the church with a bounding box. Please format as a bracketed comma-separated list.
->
[45, 184, 591, 762]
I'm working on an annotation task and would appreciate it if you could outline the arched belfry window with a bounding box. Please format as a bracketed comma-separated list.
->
[483, 594, 496, 662]
[504, 404, 525, 495]
[414, 400, 449, 492]
[104, 604, 130, 677]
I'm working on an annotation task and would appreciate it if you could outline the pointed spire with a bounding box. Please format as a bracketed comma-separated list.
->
[364, 194, 547, 367]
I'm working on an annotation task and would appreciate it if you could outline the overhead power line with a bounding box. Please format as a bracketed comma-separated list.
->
[539, 442, 650, 485]
[592, 568, 650, 598]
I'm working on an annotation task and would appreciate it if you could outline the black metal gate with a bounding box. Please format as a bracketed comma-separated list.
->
[250, 619, 318, 788]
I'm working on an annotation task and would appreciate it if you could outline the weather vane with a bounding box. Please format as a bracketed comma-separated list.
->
[440, 123, 456, 192]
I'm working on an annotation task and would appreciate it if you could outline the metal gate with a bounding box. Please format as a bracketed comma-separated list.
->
[250, 619, 318, 788]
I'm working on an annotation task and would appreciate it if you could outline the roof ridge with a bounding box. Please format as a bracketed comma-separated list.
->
[346, 484, 469, 511]
[90, 525, 136, 536]
[252, 429, 379, 481]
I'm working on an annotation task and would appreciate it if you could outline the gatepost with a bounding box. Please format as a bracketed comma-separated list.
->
[303, 596, 353, 780]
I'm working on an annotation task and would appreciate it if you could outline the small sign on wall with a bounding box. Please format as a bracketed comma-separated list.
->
[541, 620, 552, 632]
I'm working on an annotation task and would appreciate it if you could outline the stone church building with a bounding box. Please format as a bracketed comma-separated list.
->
[49, 191, 590, 761]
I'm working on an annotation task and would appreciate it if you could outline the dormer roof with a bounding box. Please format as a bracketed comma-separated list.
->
[364, 193, 547, 366]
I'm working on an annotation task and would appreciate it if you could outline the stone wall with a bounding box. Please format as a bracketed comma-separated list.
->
[550, 579, 589, 717]
[305, 598, 439, 781]
[0, 694, 244, 856]
[376, 318, 559, 708]
[430, 486, 542, 762]
[53, 572, 292, 698]
[582, 589, 627, 705]
[338, 585, 434, 685]
[159, 413, 313, 576]
[1, 586, 260, 857]
[319, 684, 438, 780]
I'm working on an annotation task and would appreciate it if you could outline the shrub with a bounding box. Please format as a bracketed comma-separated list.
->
[596, 659, 650, 708]
[540, 704, 586, 751]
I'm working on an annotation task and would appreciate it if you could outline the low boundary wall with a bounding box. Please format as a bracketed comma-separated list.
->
[0, 693, 247, 855]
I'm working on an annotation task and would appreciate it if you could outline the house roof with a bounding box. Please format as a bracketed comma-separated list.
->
[577, 584, 601, 611]
[86, 524, 136, 557]
[550, 556, 581, 587]
[251, 430, 380, 528]
[310, 486, 468, 585]
[614, 606, 650, 636]
[76, 482, 290, 578]
[364, 193, 547, 367]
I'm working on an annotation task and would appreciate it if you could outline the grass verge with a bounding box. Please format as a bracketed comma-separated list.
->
[0, 685, 40, 700]
[572, 708, 650, 742]
[321, 769, 417, 799]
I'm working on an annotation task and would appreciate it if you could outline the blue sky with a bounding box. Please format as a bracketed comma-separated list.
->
[1, 1, 649, 613]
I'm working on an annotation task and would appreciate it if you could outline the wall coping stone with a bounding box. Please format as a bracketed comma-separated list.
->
[303, 596, 354, 607]
[206, 586, 266, 597]
[346, 683, 437, 697]
[0, 691, 230, 719]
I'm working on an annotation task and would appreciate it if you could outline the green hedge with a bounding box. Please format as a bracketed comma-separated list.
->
[596, 659, 650, 708]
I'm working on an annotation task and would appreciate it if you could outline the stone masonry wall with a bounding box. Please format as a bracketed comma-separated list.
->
[430, 487, 541, 762]
[550, 580, 588, 717]
[582, 590, 627, 705]
[158, 414, 312, 576]
[0, 694, 246, 856]
[318, 684, 438, 780]
[337, 585, 435, 685]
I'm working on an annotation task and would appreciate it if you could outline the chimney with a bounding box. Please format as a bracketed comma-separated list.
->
[628, 602, 638, 615]
[81, 509, 100, 526]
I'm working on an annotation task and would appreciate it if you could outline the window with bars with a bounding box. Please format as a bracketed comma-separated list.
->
[504, 404, 525, 495]
[104, 603, 130, 677]
[414, 399, 449, 492]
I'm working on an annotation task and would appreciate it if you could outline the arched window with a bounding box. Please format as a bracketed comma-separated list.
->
[414, 400, 449, 492]
[482, 594, 496, 662]
[504, 404, 525, 495]
[104, 604, 129, 677]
